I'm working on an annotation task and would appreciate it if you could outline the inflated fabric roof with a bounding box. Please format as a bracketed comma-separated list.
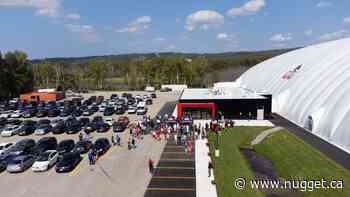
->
[237, 37, 350, 153]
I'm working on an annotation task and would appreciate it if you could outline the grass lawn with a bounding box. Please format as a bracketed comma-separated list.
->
[254, 130, 350, 197]
[208, 126, 270, 197]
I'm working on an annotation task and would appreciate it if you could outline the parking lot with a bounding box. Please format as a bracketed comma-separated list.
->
[0, 91, 179, 197]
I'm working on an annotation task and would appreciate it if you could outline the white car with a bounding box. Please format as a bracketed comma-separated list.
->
[136, 107, 148, 115]
[105, 117, 114, 126]
[127, 106, 137, 114]
[0, 142, 14, 155]
[0, 111, 12, 118]
[99, 106, 106, 112]
[31, 150, 58, 172]
[1, 125, 21, 137]
[10, 110, 23, 118]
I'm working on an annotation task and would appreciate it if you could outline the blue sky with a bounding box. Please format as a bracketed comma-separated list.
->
[0, 0, 350, 59]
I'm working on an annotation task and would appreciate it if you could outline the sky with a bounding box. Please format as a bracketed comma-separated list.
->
[0, 0, 350, 59]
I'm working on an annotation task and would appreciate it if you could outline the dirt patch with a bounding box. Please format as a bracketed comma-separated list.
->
[240, 147, 304, 197]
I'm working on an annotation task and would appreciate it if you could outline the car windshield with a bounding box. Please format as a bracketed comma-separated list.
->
[36, 152, 50, 161]
[38, 124, 48, 129]
[9, 158, 22, 165]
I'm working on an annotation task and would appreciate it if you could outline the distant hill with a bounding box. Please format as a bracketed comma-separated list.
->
[30, 48, 297, 65]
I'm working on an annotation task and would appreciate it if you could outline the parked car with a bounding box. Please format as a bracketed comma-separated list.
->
[115, 105, 126, 115]
[31, 150, 58, 172]
[150, 93, 157, 98]
[35, 124, 52, 135]
[65, 118, 81, 134]
[51, 119, 64, 128]
[23, 109, 37, 118]
[105, 117, 114, 126]
[57, 140, 75, 155]
[0, 142, 14, 155]
[82, 107, 93, 116]
[160, 87, 172, 92]
[127, 106, 137, 114]
[71, 108, 82, 117]
[60, 108, 72, 117]
[6, 118, 22, 125]
[78, 118, 90, 127]
[84, 122, 96, 134]
[36, 109, 48, 118]
[93, 138, 110, 156]
[52, 122, 67, 134]
[55, 152, 81, 173]
[1, 125, 21, 137]
[18, 121, 36, 136]
[73, 140, 93, 154]
[10, 110, 23, 118]
[96, 122, 110, 133]
[33, 137, 57, 155]
[7, 155, 35, 173]
[4, 139, 36, 156]
[48, 108, 60, 117]
[103, 107, 114, 116]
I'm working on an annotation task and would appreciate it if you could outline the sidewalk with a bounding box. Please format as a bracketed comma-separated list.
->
[195, 139, 218, 197]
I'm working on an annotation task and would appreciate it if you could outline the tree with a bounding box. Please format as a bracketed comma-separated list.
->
[87, 59, 108, 89]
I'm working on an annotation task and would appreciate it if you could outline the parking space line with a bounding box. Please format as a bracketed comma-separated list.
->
[69, 157, 85, 176]
[147, 188, 195, 191]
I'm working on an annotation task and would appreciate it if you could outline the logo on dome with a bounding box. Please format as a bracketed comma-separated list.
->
[282, 64, 303, 80]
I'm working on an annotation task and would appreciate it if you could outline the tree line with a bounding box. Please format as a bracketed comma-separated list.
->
[0, 48, 294, 100]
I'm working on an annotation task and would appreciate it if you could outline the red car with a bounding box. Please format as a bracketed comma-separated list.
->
[117, 116, 129, 127]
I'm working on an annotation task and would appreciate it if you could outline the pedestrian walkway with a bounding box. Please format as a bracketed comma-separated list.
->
[195, 139, 217, 197]
[144, 139, 196, 197]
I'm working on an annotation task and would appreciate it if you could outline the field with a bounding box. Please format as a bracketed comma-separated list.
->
[208, 127, 350, 197]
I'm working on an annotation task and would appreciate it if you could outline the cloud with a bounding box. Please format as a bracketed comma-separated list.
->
[344, 16, 350, 24]
[0, 0, 61, 18]
[217, 33, 229, 40]
[305, 30, 313, 36]
[316, 1, 332, 8]
[227, 0, 265, 17]
[65, 13, 80, 20]
[270, 33, 292, 42]
[65, 24, 102, 43]
[185, 10, 224, 31]
[319, 30, 349, 41]
[117, 16, 152, 33]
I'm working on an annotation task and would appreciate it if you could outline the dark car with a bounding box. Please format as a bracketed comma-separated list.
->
[37, 119, 51, 126]
[78, 118, 90, 127]
[112, 122, 126, 133]
[71, 108, 82, 117]
[151, 93, 157, 98]
[57, 140, 75, 155]
[73, 140, 93, 154]
[46, 101, 57, 109]
[160, 87, 172, 92]
[92, 116, 103, 123]
[18, 121, 36, 136]
[96, 122, 110, 133]
[60, 108, 72, 117]
[34, 124, 52, 135]
[103, 107, 114, 116]
[55, 152, 81, 173]
[65, 117, 81, 134]
[145, 98, 153, 105]
[0, 160, 6, 173]
[90, 105, 99, 113]
[52, 122, 67, 134]
[48, 108, 60, 117]
[36, 109, 48, 118]
[5, 139, 36, 156]
[0, 117, 7, 126]
[127, 99, 136, 106]
[6, 118, 22, 125]
[23, 109, 37, 118]
[115, 105, 126, 115]
[33, 137, 57, 155]
[84, 122, 96, 134]
[93, 138, 110, 156]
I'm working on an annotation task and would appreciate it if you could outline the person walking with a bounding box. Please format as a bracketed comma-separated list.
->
[116, 134, 121, 146]
[88, 148, 94, 165]
[148, 158, 154, 174]
[111, 134, 116, 146]
[131, 138, 136, 149]
[79, 132, 83, 141]
[208, 159, 213, 177]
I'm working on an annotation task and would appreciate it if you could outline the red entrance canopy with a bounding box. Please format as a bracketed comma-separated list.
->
[177, 103, 216, 119]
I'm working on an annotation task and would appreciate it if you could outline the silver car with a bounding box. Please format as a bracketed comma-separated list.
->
[7, 155, 35, 173]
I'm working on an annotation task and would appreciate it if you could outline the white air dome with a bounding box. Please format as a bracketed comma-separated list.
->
[237, 37, 350, 153]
